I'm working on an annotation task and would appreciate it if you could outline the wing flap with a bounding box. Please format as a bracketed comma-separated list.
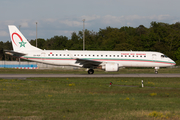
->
[75, 58, 102, 68]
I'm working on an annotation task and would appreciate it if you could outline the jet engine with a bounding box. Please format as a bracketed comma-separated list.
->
[102, 63, 119, 72]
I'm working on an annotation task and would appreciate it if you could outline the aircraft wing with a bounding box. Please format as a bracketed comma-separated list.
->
[4, 50, 26, 56]
[75, 58, 102, 68]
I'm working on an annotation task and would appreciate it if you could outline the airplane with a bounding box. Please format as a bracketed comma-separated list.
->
[5, 25, 176, 74]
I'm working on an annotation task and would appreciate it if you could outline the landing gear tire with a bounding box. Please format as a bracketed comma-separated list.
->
[154, 67, 159, 74]
[88, 69, 94, 74]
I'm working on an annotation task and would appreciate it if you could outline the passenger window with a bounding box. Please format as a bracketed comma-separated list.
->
[121, 55, 123, 57]
[67, 54, 69, 56]
[125, 55, 127, 57]
[52, 54, 54, 56]
[101, 55, 103, 57]
[113, 55, 115, 57]
[117, 55, 119, 57]
[48, 54, 50, 56]
[60, 54, 61, 56]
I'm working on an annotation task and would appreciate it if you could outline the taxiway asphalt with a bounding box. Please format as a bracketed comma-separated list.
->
[0, 74, 180, 78]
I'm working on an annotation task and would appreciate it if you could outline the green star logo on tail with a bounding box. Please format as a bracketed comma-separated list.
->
[19, 41, 27, 47]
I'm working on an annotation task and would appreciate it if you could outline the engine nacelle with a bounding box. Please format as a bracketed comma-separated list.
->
[102, 63, 119, 72]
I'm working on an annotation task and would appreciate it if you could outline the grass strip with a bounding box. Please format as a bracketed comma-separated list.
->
[0, 77, 180, 119]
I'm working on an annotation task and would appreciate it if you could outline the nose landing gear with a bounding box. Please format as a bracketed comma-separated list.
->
[154, 67, 159, 74]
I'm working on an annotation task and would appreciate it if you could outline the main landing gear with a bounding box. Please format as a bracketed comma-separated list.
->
[88, 69, 94, 74]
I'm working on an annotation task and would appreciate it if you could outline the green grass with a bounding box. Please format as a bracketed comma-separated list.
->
[0, 77, 180, 120]
[0, 67, 179, 74]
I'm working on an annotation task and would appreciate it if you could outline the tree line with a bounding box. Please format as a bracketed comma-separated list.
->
[1, 21, 180, 65]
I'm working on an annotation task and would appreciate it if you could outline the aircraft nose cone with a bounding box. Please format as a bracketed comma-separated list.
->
[171, 59, 176, 66]
[173, 61, 176, 65]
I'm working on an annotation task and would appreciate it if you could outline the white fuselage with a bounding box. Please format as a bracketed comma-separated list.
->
[20, 50, 176, 68]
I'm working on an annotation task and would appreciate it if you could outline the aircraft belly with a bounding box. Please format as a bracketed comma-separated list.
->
[130, 62, 171, 67]
[119, 61, 132, 67]
[131, 62, 144, 67]
[131, 62, 157, 67]
[47, 59, 75, 66]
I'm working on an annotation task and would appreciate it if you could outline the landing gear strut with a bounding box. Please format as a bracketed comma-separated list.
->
[154, 67, 159, 74]
[88, 69, 94, 74]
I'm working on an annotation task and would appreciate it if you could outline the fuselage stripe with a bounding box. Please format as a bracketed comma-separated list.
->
[22, 56, 175, 65]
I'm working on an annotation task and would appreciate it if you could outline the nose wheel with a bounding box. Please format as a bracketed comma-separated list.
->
[88, 69, 94, 74]
[154, 67, 159, 74]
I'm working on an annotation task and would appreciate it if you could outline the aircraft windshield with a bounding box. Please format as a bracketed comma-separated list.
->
[161, 54, 168, 58]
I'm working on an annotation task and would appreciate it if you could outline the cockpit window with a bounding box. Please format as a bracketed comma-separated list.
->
[161, 54, 168, 58]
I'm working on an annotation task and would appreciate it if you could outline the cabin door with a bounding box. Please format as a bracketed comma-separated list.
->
[41, 52, 46, 61]
[152, 54, 157, 62]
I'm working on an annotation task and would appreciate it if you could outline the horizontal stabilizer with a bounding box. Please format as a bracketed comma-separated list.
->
[4, 50, 26, 56]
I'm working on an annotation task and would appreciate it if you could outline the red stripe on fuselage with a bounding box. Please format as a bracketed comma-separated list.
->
[21, 57, 174, 65]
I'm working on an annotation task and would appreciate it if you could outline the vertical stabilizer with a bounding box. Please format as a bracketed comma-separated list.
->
[8, 25, 41, 52]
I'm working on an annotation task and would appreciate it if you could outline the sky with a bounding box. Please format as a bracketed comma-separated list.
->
[0, 0, 180, 42]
